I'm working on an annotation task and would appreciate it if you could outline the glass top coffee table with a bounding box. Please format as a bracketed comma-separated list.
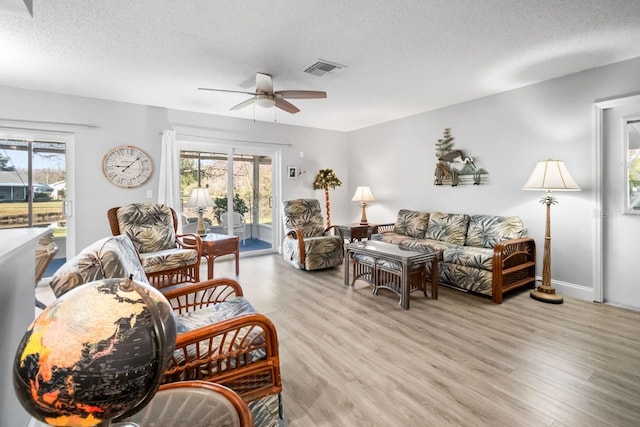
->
[344, 240, 438, 309]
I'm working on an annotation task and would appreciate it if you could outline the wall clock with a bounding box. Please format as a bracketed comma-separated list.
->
[102, 145, 153, 188]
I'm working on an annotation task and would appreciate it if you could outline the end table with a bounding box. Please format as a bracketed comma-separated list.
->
[336, 223, 376, 242]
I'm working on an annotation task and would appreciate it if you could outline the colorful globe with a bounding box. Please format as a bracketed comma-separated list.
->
[13, 277, 176, 426]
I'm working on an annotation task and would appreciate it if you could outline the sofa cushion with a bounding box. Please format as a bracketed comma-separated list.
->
[49, 235, 148, 298]
[139, 248, 200, 274]
[465, 215, 527, 248]
[425, 212, 470, 246]
[435, 262, 493, 295]
[171, 298, 267, 377]
[443, 246, 494, 271]
[117, 203, 177, 253]
[398, 238, 455, 258]
[371, 231, 411, 245]
[174, 297, 257, 333]
[393, 209, 430, 238]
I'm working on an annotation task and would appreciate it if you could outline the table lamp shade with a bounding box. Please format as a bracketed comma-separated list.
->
[186, 187, 214, 208]
[352, 186, 374, 225]
[185, 188, 214, 235]
[522, 160, 581, 191]
[352, 186, 375, 202]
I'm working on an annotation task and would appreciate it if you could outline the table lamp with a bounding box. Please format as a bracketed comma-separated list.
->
[186, 187, 215, 236]
[522, 159, 581, 304]
[352, 186, 375, 225]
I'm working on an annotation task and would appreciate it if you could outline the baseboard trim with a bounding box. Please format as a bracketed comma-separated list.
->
[536, 276, 594, 302]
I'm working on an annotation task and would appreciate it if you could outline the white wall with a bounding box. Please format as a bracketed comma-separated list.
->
[0, 86, 349, 253]
[3, 56, 640, 300]
[348, 56, 640, 300]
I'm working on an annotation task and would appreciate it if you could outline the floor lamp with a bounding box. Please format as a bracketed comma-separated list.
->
[352, 186, 375, 225]
[185, 187, 214, 236]
[522, 159, 581, 304]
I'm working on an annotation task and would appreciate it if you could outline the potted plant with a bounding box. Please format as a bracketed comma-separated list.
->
[212, 194, 249, 224]
[313, 168, 342, 228]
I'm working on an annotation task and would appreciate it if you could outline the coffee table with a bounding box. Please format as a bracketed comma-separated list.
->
[344, 240, 438, 309]
[189, 233, 240, 279]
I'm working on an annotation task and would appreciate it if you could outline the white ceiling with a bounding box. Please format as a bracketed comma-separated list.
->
[2, 1, 640, 132]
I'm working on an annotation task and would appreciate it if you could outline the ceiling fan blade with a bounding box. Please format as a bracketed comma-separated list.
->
[230, 97, 256, 111]
[198, 87, 258, 96]
[275, 97, 300, 114]
[255, 73, 273, 93]
[275, 90, 327, 99]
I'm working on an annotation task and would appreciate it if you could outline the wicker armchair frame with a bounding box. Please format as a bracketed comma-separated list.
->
[107, 205, 202, 289]
[161, 278, 282, 404]
[128, 381, 253, 427]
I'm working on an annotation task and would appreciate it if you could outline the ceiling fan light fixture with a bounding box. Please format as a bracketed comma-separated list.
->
[255, 94, 275, 108]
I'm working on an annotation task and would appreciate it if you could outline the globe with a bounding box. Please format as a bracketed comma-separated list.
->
[13, 277, 176, 427]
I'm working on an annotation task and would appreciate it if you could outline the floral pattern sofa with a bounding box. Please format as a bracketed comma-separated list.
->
[372, 209, 536, 303]
[48, 235, 283, 426]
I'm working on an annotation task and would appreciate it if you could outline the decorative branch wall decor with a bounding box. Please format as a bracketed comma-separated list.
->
[434, 128, 488, 186]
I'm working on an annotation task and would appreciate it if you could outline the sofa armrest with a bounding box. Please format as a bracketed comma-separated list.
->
[162, 278, 244, 314]
[165, 312, 282, 403]
[491, 237, 536, 303]
[371, 223, 395, 234]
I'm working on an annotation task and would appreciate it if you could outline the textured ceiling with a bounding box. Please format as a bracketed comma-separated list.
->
[2, 1, 640, 131]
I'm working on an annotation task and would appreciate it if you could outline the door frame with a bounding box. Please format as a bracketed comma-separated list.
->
[593, 93, 640, 302]
[175, 135, 282, 254]
[0, 126, 76, 258]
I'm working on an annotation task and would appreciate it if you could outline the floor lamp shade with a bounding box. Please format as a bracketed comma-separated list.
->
[352, 186, 375, 225]
[185, 187, 214, 235]
[522, 159, 581, 191]
[522, 160, 580, 304]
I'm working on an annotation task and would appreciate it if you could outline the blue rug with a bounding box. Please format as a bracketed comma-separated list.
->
[45, 258, 66, 278]
[240, 238, 272, 252]
[44, 238, 272, 277]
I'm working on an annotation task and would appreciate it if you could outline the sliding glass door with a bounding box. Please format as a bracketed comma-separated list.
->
[0, 133, 72, 270]
[179, 142, 275, 254]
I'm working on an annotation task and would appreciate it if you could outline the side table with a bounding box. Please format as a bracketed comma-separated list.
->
[335, 223, 376, 242]
[186, 233, 240, 279]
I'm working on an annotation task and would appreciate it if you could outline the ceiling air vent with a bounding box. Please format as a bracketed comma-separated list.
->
[304, 59, 345, 76]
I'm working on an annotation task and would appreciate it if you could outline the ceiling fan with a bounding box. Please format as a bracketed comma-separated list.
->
[198, 72, 326, 114]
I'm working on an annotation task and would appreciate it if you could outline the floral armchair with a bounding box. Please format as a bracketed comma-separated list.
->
[107, 203, 201, 289]
[281, 198, 344, 270]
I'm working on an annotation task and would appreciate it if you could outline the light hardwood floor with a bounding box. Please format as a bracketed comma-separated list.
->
[210, 254, 640, 427]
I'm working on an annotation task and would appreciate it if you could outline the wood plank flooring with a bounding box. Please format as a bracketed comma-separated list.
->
[209, 254, 640, 427]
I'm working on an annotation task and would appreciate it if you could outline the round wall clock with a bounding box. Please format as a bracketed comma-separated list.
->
[102, 145, 153, 188]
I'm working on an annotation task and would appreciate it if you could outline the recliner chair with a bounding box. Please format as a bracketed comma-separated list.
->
[281, 198, 344, 270]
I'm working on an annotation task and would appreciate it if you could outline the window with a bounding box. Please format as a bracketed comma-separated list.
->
[625, 119, 640, 214]
[0, 138, 67, 231]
